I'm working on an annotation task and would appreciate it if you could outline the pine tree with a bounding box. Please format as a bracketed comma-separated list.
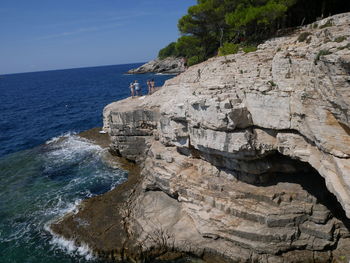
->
[157, 0, 350, 65]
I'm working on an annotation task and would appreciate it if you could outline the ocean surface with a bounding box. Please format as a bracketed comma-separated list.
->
[0, 64, 175, 262]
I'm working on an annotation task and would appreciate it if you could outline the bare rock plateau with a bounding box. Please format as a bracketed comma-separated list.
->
[52, 13, 350, 262]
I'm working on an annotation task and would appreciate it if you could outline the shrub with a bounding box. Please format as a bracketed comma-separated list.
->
[158, 42, 178, 59]
[218, 42, 239, 56]
[298, 32, 312, 42]
[268, 80, 277, 87]
[314, 49, 332, 64]
[242, 45, 257, 53]
[175, 35, 204, 58]
[187, 56, 205, 66]
[334, 36, 346, 43]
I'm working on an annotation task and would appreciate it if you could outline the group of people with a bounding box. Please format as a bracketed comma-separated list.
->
[129, 79, 155, 97]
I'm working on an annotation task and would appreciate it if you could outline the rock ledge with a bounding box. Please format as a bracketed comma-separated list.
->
[54, 13, 350, 262]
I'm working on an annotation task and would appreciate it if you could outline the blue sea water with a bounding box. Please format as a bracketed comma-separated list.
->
[0, 64, 175, 262]
[0, 63, 173, 157]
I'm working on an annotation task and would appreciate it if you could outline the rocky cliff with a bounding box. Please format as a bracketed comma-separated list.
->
[127, 57, 185, 74]
[53, 13, 350, 262]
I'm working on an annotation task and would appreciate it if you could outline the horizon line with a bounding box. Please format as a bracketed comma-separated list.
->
[1, 61, 146, 76]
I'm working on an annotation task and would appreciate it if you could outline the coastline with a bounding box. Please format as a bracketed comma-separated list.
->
[0, 63, 177, 263]
[50, 13, 350, 263]
[51, 127, 141, 261]
[52, 127, 203, 262]
[126, 57, 186, 75]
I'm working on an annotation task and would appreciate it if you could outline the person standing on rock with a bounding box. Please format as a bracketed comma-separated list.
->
[134, 80, 141, 96]
[182, 57, 188, 70]
[147, 80, 152, 95]
[150, 79, 155, 93]
[129, 82, 135, 97]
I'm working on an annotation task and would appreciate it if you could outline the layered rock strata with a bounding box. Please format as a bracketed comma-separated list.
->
[127, 57, 185, 74]
[55, 13, 350, 262]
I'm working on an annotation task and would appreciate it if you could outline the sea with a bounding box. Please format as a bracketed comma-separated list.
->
[0, 63, 175, 262]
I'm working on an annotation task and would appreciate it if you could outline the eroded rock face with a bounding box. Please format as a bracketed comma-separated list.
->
[102, 13, 350, 261]
[56, 13, 350, 262]
[133, 142, 350, 262]
[126, 57, 186, 74]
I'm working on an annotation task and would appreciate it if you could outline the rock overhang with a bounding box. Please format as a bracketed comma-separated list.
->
[99, 12, 350, 261]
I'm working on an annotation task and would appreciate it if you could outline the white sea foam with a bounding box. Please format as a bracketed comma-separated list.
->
[45, 131, 77, 145]
[45, 225, 94, 261]
[39, 132, 127, 260]
[44, 132, 102, 162]
[155, 72, 177, 75]
[45, 197, 82, 217]
[45, 133, 101, 156]
[43, 133, 102, 175]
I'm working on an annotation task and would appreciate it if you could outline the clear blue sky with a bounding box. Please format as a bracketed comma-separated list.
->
[0, 0, 196, 74]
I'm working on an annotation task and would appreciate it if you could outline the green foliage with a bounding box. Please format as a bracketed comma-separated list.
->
[242, 45, 257, 53]
[298, 32, 312, 42]
[172, 0, 297, 65]
[314, 49, 332, 64]
[268, 80, 277, 87]
[218, 42, 239, 56]
[317, 49, 332, 57]
[225, 0, 296, 41]
[334, 36, 346, 43]
[178, 0, 237, 58]
[187, 55, 205, 66]
[158, 42, 178, 59]
[226, 0, 291, 27]
[157, 0, 349, 67]
[176, 36, 204, 58]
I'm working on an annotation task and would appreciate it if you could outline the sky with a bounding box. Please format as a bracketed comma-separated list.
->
[0, 0, 196, 74]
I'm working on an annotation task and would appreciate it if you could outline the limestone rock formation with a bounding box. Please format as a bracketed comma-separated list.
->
[56, 13, 350, 262]
[126, 57, 185, 74]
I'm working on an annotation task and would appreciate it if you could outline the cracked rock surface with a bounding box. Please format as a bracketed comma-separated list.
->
[54, 13, 350, 262]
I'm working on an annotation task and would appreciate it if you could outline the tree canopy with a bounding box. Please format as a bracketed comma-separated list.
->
[158, 0, 350, 66]
[158, 42, 178, 59]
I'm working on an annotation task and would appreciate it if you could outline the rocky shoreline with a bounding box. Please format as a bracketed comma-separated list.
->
[53, 128, 202, 262]
[126, 57, 185, 75]
[52, 13, 350, 262]
[51, 128, 142, 261]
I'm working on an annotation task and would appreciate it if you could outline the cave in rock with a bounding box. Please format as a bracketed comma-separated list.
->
[255, 154, 350, 231]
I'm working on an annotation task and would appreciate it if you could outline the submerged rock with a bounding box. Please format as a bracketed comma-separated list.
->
[54, 13, 350, 262]
[127, 57, 186, 74]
